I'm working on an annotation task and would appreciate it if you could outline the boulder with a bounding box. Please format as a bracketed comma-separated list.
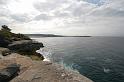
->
[0, 53, 33, 74]
[0, 64, 20, 82]
[31, 53, 44, 60]
[0, 47, 11, 56]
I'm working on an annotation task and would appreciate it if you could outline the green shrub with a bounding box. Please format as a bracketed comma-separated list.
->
[0, 25, 31, 42]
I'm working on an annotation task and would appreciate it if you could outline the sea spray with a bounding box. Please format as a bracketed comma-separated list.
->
[36, 47, 80, 73]
[58, 60, 80, 74]
[36, 47, 52, 61]
[103, 67, 111, 73]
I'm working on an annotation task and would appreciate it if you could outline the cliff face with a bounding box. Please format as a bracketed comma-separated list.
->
[0, 26, 44, 60]
[0, 53, 93, 82]
[8, 40, 44, 60]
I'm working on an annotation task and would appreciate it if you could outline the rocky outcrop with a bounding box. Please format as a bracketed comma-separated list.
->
[0, 25, 44, 60]
[0, 36, 11, 47]
[0, 47, 11, 57]
[8, 40, 44, 60]
[8, 40, 44, 51]
[0, 64, 20, 82]
[0, 53, 33, 82]
[0, 53, 93, 82]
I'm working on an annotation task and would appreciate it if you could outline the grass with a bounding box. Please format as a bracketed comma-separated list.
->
[30, 55, 43, 61]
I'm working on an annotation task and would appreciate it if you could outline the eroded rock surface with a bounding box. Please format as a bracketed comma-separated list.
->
[8, 40, 44, 52]
[0, 53, 93, 82]
[8, 40, 44, 60]
[0, 47, 11, 58]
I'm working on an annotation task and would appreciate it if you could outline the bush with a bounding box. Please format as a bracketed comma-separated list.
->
[0, 25, 31, 42]
[1, 25, 11, 32]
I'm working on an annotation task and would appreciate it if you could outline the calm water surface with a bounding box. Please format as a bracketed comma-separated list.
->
[32, 37, 124, 82]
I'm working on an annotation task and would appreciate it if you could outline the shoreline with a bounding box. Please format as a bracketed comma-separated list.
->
[0, 53, 93, 82]
[0, 26, 93, 82]
[36, 47, 93, 82]
[0, 42, 93, 82]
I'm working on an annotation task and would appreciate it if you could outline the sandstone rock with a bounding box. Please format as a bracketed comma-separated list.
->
[0, 53, 93, 82]
[35, 52, 44, 60]
[5, 53, 33, 74]
[0, 47, 11, 56]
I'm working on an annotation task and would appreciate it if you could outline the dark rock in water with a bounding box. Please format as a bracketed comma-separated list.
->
[8, 40, 44, 59]
[0, 64, 20, 82]
[8, 40, 44, 50]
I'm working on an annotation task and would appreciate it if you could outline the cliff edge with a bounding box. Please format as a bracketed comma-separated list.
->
[0, 53, 93, 82]
[0, 25, 93, 82]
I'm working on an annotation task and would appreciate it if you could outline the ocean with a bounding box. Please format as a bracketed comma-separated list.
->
[32, 37, 124, 82]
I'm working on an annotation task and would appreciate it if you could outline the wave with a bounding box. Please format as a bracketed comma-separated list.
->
[36, 47, 80, 74]
[58, 60, 80, 73]
[36, 47, 52, 61]
[103, 67, 111, 73]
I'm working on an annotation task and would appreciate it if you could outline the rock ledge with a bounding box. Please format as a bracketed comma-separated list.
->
[0, 53, 93, 82]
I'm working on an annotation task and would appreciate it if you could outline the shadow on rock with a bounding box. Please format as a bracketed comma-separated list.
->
[0, 63, 20, 82]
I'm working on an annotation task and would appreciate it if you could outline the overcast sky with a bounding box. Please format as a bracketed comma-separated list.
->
[0, 0, 124, 36]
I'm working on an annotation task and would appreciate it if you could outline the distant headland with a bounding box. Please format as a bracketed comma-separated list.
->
[25, 34, 92, 37]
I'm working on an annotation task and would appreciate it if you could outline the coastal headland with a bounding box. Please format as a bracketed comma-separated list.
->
[0, 25, 93, 82]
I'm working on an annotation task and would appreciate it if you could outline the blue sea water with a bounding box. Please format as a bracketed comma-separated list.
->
[33, 37, 124, 82]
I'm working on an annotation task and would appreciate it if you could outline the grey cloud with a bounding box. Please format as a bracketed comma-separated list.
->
[0, 8, 10, 17]
[34, 0, 96, 19]
[33, 0, 96, 18]
[33, 2, 53, 12]
[34, 14, 53, 21]
[88, 0, 124, 17]
[33, 2, 59, 12]
[0, 0, 11, 5]
[0, 17, 10, 26]
[0, 7, 12, 26]
[63, 1, 96, 17]
[11, 14, 30, 23]
[33, 0, 68, 12]
[0, 0, 124, 36]
[55, 12, 71, 18]
[0, 0, 8, 5]
[91, 8, 124, 17]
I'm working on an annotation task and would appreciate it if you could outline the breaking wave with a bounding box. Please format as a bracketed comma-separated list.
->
[36, 47, 52, 61]
[36, 47, 79, 73]
[58, 60, 80, 73]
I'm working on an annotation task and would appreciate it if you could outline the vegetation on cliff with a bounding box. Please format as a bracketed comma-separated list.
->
[0, 25, 44, 60]
[0, 25, 30, 47]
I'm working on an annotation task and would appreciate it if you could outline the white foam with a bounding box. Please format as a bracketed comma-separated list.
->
[103, 68, 111, 73]
[58, 60, 80, 73]
[43, 58, 51, 62]
[36, 47, 52, 62]
[36, 48, 79, 73]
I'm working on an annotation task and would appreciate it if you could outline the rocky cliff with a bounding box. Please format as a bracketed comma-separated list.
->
[0, 25, 93, 82]
[0, 53, 93, 82]
[0, 25, 44, 60]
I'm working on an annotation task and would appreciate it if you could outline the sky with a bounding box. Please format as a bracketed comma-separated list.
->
[0, 0, 124, 36]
